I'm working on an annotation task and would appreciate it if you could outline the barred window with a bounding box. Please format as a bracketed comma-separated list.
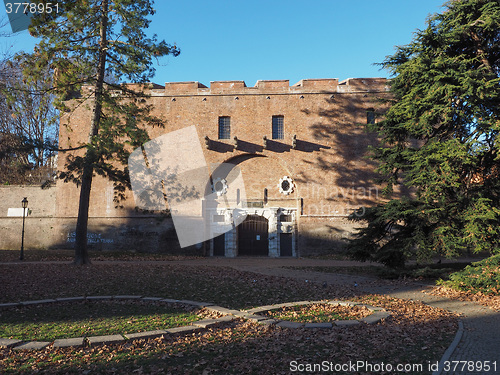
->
[218, 116, 231, 139]
[272, 115, 284, 139]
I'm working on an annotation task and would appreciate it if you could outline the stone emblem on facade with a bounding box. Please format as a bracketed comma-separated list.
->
[212, 178, 228, 196]
[278, 176, 294, 195]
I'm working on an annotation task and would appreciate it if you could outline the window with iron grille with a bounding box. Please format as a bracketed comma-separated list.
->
[218, 116, 231, 139]
[272, 116, 284, 139]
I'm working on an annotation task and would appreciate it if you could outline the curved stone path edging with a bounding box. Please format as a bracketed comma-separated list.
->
[243, 300, 391, 328]
[0, 296, 391, 351]
[432, 321, 464, 375]
[0, 296, 230, 351]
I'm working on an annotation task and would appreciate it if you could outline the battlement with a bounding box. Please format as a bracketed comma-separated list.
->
[78, 78, 388, 97]
[157, 78, 388, 96]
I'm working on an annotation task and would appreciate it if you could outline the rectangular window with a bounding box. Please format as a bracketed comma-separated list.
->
[279, 214, 292, 222]
[272, 115, 284, 139]
[218, 116, 231, 139]
[367, 109, 375, 125]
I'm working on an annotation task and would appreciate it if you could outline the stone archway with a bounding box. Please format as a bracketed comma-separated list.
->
[204, 153, 299, 257]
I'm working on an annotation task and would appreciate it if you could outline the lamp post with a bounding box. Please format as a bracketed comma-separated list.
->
[20, 197, 28, 261]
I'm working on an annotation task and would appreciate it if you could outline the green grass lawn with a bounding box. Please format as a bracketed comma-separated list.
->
[0, 300, 201, 341]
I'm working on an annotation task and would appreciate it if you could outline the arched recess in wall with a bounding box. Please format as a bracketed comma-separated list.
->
[204, 153, 299, 202]
[204, 154, 266, 197]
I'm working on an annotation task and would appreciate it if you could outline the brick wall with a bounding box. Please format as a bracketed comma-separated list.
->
[0, 186, 56, 250]
[51, 78, 391, 255]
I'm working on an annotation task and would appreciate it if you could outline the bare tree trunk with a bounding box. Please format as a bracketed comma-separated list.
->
[469, 26, 493, 74]
[74, 0, 109, 265]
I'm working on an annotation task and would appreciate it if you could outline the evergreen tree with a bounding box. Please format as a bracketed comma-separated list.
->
[348, 0, 500, 268]
[21, 0, 179, 264]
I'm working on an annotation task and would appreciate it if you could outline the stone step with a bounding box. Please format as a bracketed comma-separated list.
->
[193, 319, 220, 328]
[0, 303, 21, 309]
[13, 341, 51, 350]
[0, 338, 22, 348]
[113, 295, 143, 300]
[304, 322, 333, 328]
[258, 319, 279, 326]
[335, 320, 360, 327]
[166, 325, 203, 335]
[87, 334, 125, 346]
[124, 330, 167, 340]
[53, 337, 85, 348]
[276, 321, 304, 329]
[20, 299, 57, 306]
[243, 314, 268, 322]
[361, 312, 391, 325]
[177, 300, 214, 307]
[86, 296, 113, 301]
[55, 297, 86, 303]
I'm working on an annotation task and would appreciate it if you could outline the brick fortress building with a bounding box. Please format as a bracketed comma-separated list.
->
[24, 78, 390, 256]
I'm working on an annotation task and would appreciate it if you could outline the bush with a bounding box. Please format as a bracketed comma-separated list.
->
[438, 254, 500, 295]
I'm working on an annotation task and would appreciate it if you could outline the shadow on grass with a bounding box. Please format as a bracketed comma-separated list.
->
[0, 301, 200, 341]
[0, 262, 467, 375]
[2, 304, 457, 375]
[285, 261, 471, 282]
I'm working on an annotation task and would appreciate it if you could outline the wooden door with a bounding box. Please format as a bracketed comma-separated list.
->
[238, 215, 269, 256]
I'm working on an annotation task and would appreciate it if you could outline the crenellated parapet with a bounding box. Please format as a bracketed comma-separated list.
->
[78, 78, 389, 97]
[155, 78, 389, 96]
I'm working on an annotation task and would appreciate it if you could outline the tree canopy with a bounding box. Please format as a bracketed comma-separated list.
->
[21, 0, 180, 264]
[0, 57, 58, 186]
[348, 0, 500, 268]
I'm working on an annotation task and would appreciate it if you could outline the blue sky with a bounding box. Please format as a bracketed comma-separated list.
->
[1, 0, 445, 87]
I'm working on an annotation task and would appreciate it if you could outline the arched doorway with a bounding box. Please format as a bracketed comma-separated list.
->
[238, 215, 269, 256]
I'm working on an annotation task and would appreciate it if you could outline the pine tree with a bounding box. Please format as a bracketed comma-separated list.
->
[21, 0, 180, 265]
[348, 0, 500, 268]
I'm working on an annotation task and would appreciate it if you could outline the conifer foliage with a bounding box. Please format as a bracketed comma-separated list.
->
[348, 0, 500, 268]
[22, 0, 180, 264]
